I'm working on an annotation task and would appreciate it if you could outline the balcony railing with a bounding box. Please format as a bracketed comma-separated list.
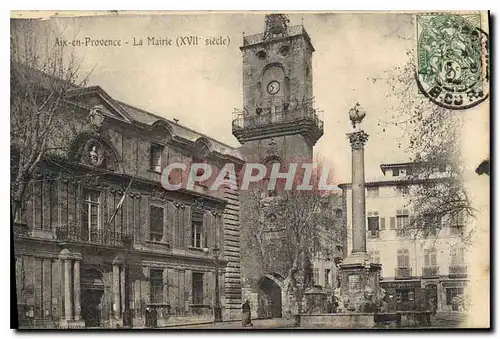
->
[395, 267, 413, 280]
[242, 25, 306, 46]
[422, 266, 439, 278]
[55, 225, 130, 247]
[449, 265, 467, 278]
[367, 230, 380, 238]
[232, 102, 324, 132]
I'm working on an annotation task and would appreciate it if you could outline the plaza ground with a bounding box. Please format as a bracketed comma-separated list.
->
[156, 312, 467, 329]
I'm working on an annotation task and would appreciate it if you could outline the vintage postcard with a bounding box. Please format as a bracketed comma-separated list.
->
[10, 11, 490, 329]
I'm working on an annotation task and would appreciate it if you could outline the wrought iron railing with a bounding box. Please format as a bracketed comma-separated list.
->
[449, 265, 467, 277]
[242, 25, 306, 46]
[232, 103, 323, 132]
[55, 225, 130, 247]
[422, 266, 439, 278]
[395, 267, 413, 280]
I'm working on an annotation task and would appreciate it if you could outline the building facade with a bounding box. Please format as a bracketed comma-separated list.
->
[13, 82, 245, 328]
[339, 162, 470, 313]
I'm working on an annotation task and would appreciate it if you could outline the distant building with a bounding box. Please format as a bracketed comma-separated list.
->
[339, 162, 470, 313]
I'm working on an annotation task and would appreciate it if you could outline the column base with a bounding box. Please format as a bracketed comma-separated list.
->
[109, 317, 124, 328]
[337, 253, 383, 313]
[214, 307, 223, 322]
[59, 319, 85, 329]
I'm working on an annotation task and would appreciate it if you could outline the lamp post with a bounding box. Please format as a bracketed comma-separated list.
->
[122, 235, 133, 328]
[213, 246, 222, 323]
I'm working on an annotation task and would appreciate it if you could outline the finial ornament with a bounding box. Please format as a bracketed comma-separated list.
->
[264, 14, 290, 40]
[348, 102, 366, 130]
[88, 105, 105, 132]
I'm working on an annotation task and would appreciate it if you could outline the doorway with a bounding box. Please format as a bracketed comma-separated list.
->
[257, 274, 283, 319]
[81, 268, 104, 328]
[81, 289, 104, 327]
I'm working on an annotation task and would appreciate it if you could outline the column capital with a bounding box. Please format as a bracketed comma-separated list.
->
[347, 130, 369, 150]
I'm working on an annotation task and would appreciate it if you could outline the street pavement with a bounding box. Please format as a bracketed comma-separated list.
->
[165, 312, 466, 329]
[168, 318, 296, 329]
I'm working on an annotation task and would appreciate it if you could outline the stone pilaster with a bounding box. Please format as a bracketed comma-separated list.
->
[113, 263, 121, 318]
[73, 260, 81, 321]
[64, 259, 73, 320]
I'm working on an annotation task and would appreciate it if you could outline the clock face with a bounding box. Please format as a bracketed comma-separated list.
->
[267, 81, 280, 95]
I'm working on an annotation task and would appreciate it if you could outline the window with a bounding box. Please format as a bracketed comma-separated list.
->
[150, 269, 164, 304]
[191, 210, 204, 248]
[150, 143, 163, 173]
[446, 288, 464, 305]
[396, 209, 410, 237]
[81, 190, 100, 241]
[424, 248, 437, 266]
[313, 268, 319, 285]
[367, 187, 379, 197]
[396, 289, 414, 303]
[398, 185, 409, 196]
[149, 206, 164, 242]
[367, 211, 380, 236]
[397, 248, 410, 267]
[324, 269, 331, 286]
[450, 247, 465, 266]
[192, 272, 204, 304]
[369, 250, 381, 264]
[449, 210, 465, 228]
[263, 159, 281, 197]
[422, 214, 441, 236]
[393, 168, 400, 177]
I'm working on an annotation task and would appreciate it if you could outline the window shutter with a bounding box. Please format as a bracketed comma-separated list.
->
[380, 217, 386, 230]
[390, 217, 396, 229]
[203, 211, 208, 249]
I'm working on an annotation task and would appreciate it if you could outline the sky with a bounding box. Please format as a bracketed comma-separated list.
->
[16, 12, 455, 183]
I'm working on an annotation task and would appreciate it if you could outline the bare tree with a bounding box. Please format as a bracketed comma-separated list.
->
[10, 18, 91, 222]
[377, 52, 474, 242]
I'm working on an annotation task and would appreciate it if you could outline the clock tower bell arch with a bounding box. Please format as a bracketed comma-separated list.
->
[233, 14, 323, 165]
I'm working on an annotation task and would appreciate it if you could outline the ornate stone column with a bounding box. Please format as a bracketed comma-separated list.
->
[73, 260, 81, 321]
[337, 103, 382, 313]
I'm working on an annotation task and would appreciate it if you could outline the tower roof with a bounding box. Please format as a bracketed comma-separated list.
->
[240, 14, 314, 51]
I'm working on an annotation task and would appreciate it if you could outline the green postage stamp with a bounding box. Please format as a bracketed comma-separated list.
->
[416, 13, 489, 110]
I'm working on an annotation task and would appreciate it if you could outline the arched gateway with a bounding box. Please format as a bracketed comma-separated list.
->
[257, 273, 284, 319]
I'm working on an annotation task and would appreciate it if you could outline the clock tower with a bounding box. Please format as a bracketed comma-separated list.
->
[234, 14, 324, 318]
[233, 14, 323, 165]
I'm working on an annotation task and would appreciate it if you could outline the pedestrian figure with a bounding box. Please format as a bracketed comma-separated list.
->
[242, 300, 253, 327]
